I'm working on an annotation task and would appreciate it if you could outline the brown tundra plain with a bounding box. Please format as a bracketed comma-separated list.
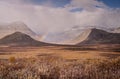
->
[0, 44, 120, 79]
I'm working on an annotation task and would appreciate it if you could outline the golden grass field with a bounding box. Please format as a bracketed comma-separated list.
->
[0, 44, 120, 79]
[0, 44, 120, 60]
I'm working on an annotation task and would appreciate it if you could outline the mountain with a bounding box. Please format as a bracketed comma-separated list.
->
[42, 26, 109, 44]
[75, 28, 120, 45]
[0, 22, 40, 40]
[0, 32, 50, 46]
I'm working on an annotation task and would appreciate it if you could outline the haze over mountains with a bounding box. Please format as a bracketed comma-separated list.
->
[43, 26, 85, 44]
[43, 25, 120, 44]
[109, 27, 120, 33]
[0, 22, 120, 46]
[0, 22, 41, 40]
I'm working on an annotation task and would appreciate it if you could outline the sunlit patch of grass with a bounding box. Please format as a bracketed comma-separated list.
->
[9, 56, 16, 63]
[0, 56, 120, 79]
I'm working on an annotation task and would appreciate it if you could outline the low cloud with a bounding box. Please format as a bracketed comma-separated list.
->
[0, 0, 120, 34]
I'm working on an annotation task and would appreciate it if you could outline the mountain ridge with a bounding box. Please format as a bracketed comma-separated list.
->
[0, 22, 41, 40]
[77, 28, 120, 45]
[0, 32, 50, 46]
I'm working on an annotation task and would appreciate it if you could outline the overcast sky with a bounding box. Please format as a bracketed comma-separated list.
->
[0, 0, 120, 34]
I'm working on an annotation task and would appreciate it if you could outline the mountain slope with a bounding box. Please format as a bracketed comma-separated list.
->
[0, 22, 40, 40]
[76, 28, 120, 45]
[0, 32, 49, 46]
[65, 29, 92, 45]
[43, 26, 104, 44]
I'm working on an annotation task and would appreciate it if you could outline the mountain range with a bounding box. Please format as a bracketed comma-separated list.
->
[43, 26, 120, 44]
[0, 22, 120, 46]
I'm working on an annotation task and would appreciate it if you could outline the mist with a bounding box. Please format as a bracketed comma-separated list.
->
[0, 0, 120, 34]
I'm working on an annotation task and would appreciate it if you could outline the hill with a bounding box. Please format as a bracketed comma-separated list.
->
[0, 22, 40, 40]
[76, 28, 120, 45]
[0, 32, 50, 46]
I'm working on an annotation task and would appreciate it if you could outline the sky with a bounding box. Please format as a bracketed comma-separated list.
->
[0, 0, 120, 34]
[30, 0, 120, 8]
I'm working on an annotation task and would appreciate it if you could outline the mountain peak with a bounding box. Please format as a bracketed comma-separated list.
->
[66, 28, 120, 45]
[10, 31, 31, 37]
[0, 32, 49, 46]
[12, 31, 25, 35]
[77, 28, 120, 45]
[0, 22, 38, 40]
[0, 31, 34, 43]
[91, 28, 106, 32]
[88, 28, 109, 37]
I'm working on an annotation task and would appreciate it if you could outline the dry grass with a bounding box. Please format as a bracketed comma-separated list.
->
[0, 46, 115, 60]
[0, 45, 120, 79]
[0, 56, 120, 79]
